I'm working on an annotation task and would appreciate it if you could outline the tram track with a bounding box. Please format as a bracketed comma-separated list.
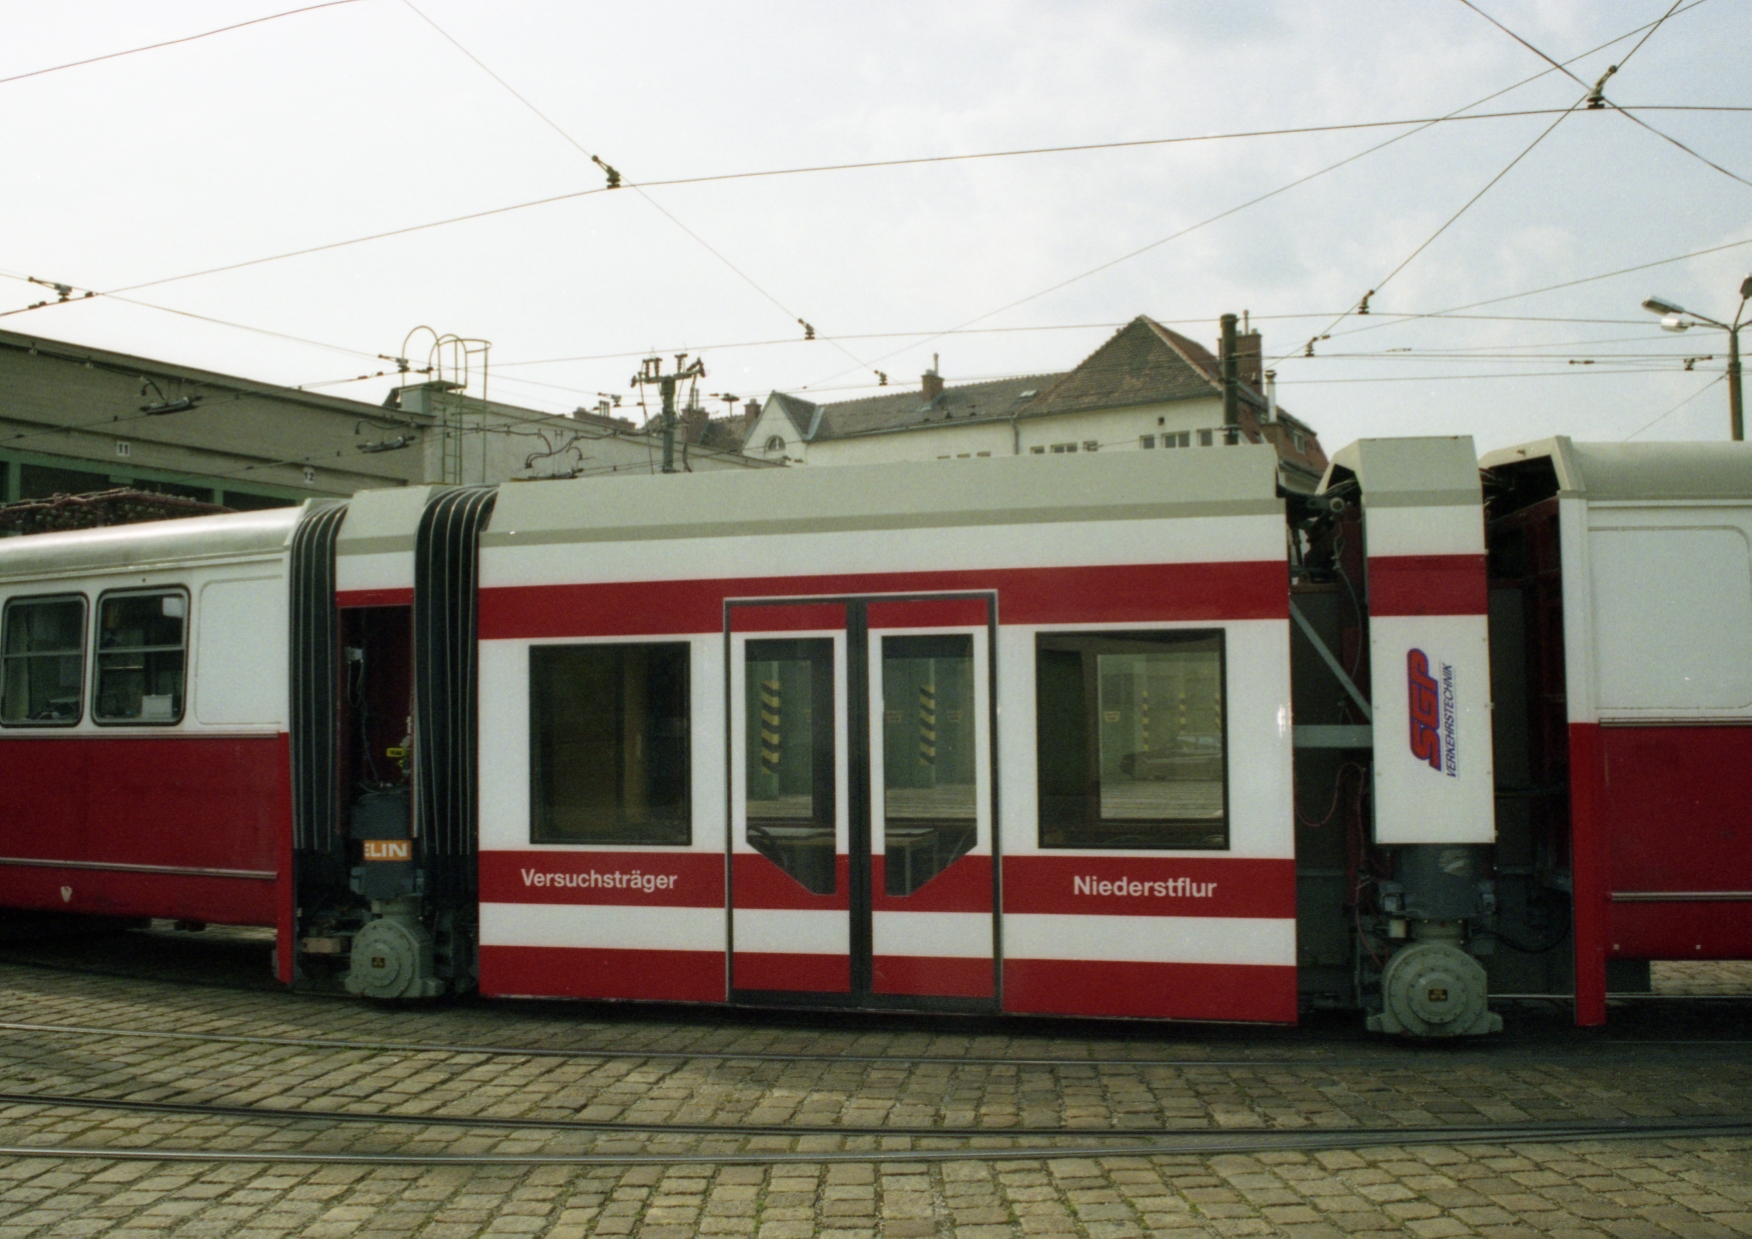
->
[4, 1019, 1750, 1072]
[0, 1093, 1748, 1168]
[3, 1086, 1748, 1144]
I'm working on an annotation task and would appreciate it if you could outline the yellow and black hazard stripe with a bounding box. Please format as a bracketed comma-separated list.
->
[760, 678, 782, 773]
[917, 682, 936, 766]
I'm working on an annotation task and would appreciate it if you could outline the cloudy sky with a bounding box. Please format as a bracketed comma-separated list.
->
[3, 0, 1748, 452]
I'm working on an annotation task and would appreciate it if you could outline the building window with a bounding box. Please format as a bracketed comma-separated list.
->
[1, 595, 86, 726]
[1050, 443, 1077, 454]
[1293, 432, 1306, 453]
[976, 451, 991, 457]
[1140, 435, 1156, 449]
[529, 643, 691, 845]
[1035, 630, 1227, 850]
[764, 436, 786, 454]
[1198, 429, 1214, 447]
[1083, 441, 1099, 452]
[1172, 432, 1191, 448]
[94, 589, 187, 724]
[1029, 446, 1046, 455]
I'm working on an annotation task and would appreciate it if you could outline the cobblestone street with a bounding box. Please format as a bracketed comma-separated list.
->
[1, 925, 1750, 1238]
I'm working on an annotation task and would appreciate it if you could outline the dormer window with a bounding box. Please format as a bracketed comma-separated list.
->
[764, 436, 786, 455]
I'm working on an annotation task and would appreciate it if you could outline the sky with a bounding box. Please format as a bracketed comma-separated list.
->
[2, 0, 1749, 454]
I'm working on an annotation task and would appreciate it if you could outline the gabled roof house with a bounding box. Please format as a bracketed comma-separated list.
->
[745, 315, 1327, 485]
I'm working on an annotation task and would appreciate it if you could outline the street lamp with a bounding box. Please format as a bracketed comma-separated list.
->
[1641, 276, 1751, 441]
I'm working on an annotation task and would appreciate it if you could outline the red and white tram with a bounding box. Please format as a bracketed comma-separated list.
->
[1, 434, 1747, 1036]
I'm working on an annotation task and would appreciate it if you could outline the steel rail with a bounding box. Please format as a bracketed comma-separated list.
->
[2, 1114, 1751, 1168]
[4, 1019, 1748, 1071]
[3, 1087, 1750, 1144]
[0, 1088, 1273, 1139]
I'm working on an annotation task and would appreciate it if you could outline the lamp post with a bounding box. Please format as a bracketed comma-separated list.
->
[1642, 277, 1751, 441]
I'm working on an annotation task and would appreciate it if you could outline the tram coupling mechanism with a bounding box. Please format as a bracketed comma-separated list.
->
[1368, 845, 1502, 1037]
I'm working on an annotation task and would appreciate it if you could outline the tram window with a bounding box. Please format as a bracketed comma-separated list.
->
[745, 638, 836, 894]
[882, 634, 976, 895]
[1, 595, 87, 726]
[529, 643, 691, 846]
[1036, 630, 1228, 850]
[93, 589, 187, 725]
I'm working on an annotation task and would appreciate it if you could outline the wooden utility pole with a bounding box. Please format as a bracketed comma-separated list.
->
[632, 354, 706, 473]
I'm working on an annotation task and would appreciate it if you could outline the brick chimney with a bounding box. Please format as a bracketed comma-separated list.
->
[921, 354, 944, 401]
[744, 399, 760, 421]
[1233, 329, 1263, 390]
[681, 404, 708, 444]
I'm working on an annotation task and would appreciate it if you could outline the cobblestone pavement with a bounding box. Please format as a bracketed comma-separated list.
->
[0, 925, 1750, 1237]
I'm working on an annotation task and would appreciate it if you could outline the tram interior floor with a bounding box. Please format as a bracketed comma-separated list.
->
[2, 922, 1752, 1237]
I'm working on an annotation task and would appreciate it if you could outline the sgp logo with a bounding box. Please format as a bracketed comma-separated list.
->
[1407, 648, 1442, 771]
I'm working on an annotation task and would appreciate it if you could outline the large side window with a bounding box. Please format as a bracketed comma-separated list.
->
[1, 595, 87, 726]
[94, 589, 188, 724]
[1036, 630, 1228, 850]
[530, 642, 691, 845]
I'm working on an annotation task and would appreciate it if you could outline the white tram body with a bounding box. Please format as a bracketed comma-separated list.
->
[471, 446, 1295, 1019]
[2, 435, 1750, 1034]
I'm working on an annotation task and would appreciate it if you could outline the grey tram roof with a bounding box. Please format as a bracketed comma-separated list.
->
[483, 445, 1286, 547]
[1322, 437, 1483, 508]
[0, 505, 303, 583]
[1481, 437, 1752, 503]
[0, 446, 1288, 579]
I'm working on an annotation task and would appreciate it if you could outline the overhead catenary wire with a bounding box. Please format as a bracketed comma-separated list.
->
[0, 5, 1733, 437]
[485, 313, 1682, 372]
[1456, 0, 1752, 190]
[5, 345, 1717, 491]
[795, 1, 1719, 393]
[396, 0, 877, 381]
[1280, 88, 1592, 366]
[0, 271, 392, 363]
[1623, 372, 1729, 440]
[6, 100, 1737, 320]
[0, 0, 367, 88]
[1324, 236, 1752, 345]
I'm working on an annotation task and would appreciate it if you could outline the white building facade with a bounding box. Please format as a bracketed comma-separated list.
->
[745, 317, 1327, 485]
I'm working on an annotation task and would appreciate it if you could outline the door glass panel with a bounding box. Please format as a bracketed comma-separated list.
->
[881, 634, 976, 895]
[745, 638, 836, 894]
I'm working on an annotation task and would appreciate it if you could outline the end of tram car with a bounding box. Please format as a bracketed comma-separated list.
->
[4, 434, 1750, 1034]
